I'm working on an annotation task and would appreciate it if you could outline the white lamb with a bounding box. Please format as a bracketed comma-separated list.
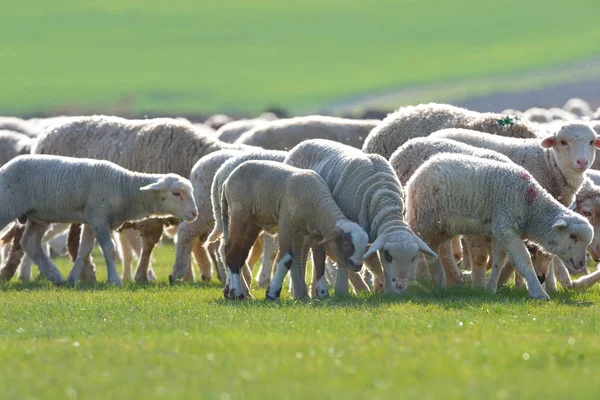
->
[406, 154, 593, 300]
[0, 155, 197, 286]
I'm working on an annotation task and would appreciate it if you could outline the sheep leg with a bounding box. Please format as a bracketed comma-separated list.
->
[257, 232, 277, 288]
[21, 220, 64, 285]
[497, 262, 515, 288]
[324, 258, 337, 286]
[334, 267, 350, 295]
[91, 226, 121, 286]
[0, 224, 25, 282]
[288, 237, 309, 299]
[451, 236, 463, 264]
[266, 230, 295, 300]
[208, 239, 226, 283]
[117, 231, 134, 282]
[247, 234, 263, 270]
[545, 259, 557, 292]
[364, 253, 384, 292]
[460, 238, 471, 271]
[495, 233, 549, 300]
[134, 239, 157, 283]
[67, 223, 81, 262]
[439, 240, 464, 287]
[424, 237, 447, 288]
[224, 220, 260, 300]
[17, 255, 33, 282]
[310, 242, 329, 298]
[171, 219, 201, 282]
[192, 240, 212, 281]
[348, 271, 370, 294]
[485, 240, 508, 294]
[66, 225, 96, 285]
[553, 258, 573, 289]
[465, 236, 489, 288]
[514, 271, 526, 288]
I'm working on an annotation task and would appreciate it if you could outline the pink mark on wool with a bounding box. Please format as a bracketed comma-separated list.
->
[526, 186, 537, 205]
[519, 170, 531, 182]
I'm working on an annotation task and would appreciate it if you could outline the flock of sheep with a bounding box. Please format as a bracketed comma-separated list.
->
[1, 97, 600, 302]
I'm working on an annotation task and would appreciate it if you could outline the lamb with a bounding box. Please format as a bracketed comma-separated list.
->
[235, 116, 378, 150]
[284, 139, 437, 295]
[547, 108, 577, 121]
[389, 138, 514, 286]
[0, 131, 34, 165]
[170, 149, 286, 284]
[563, 98, 592, 118]
[204, 114, 234, 130]
[214, 119, 269, 143]
[362, 103, 541, 159]
[0, 117, 39, 137]
[207, 160, 369, 300]
[32, 115, 254, 283]
[405, 154, 593, 300]
[0, 155, 197, 285]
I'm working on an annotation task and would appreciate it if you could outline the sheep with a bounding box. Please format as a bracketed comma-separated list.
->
[170, 149, 286, 284]
[207, 160, 369, 300]
[204, 114, 234, 130]
[430, 123, 600, 208]
[0, 131, 34, 165]
[284, 139, 437, 294]
[563, 98, 592, 118]
[235, 116, 379, 150]
[405, 154, 593, 300]
[523, 108, 552, 124]
[214, 119, 269, 143]
[0, 117, 39, 137]
[32, 115, 254, 283]
[362, 103, 542, 159]
[0, 155, 197, 285]
[547, 107, 577, 121]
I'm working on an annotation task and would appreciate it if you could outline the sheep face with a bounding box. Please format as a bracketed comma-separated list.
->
[320, 221, 368, 272]
[140, 174, 198, 222]
[541, 123, 600, 173]
[576, 197, 600, 261]
[363, 233, 437, 293]
[544, 215, 593, 271]
[527, 243, 552, 284]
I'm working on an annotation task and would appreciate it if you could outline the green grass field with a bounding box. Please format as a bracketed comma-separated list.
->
[2, 0, 600, 115]
[1, 243, 600, 399]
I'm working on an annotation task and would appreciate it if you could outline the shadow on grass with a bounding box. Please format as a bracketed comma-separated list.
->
[206, 284, 596, 309]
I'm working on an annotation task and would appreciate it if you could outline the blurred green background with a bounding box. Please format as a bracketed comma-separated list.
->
[2, 0, 600, 116]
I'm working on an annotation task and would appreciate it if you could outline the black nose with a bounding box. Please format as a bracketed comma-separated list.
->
[537, 274, 546, 284]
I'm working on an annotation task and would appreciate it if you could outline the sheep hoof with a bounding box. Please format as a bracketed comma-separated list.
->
[168, 274, 175, 285]
[257, 275, 270, 288]
[134, 274, 149, 284]
[121, 274, 133, 283]
[201, 274, 211, 282]
[233, 293, 245, 300]
[223, 285, 231, 299]
[147, 270, 157, 283]
[531, 292, 550, 301]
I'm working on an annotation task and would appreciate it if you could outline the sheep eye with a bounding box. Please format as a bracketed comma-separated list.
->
[569, 233, 578, 241]
[582, 211, 592, 217]
[172, 191, 182, 197]
[384, 250, 393, 263]
[560, 140, 567, 145]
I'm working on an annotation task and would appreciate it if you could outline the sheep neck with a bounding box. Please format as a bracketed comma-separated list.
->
[522, 190, 564, 247]
[362, 187, 408, 242]
[544, 148, 584, 206]
[301, 188, 346, 237]
[117, 173, 168, 221]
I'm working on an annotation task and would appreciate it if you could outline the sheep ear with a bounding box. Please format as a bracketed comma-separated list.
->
[317, 227, 342, 247]
[415, 236, 437, 259]
[140, 180, 167, 192]
[363, 235, 386, 259]
[540, 136, 556, 148]
[552, 219, 568, 230]
[593, 138, 600, 149]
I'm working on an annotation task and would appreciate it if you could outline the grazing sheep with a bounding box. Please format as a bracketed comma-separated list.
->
[236, 116, 378, 150]
[33, 115, 254, 282]
[0, 117, 39, 137]
[547, 108, 577, 121]
[362, 103, 541, 159]
[170, 149, 287, 285]
[563, 98, 592, 118]
[406, 154, 593, 300]
[215, 119, 269, 143]
[0, 155, 197, 285]
[0, 131, 34, 165]
[284, 139, 437, 294]
[207, 160, 369, 300]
